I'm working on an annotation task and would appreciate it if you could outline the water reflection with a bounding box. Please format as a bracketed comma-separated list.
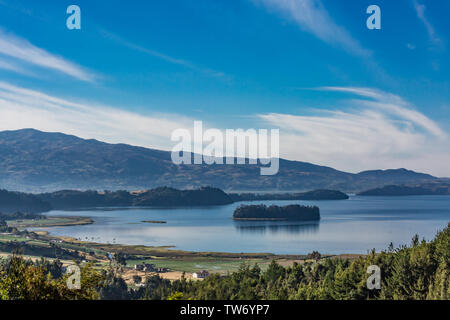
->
[233, 220, 320, 235]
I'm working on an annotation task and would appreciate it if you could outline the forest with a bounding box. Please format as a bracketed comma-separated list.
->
[229, 189, 349, 201]
[2, 224, 447, 300]
[0, 187, 234, 212]
[0, 187, 349, 213]
[233, 204, 320, 221]
[0, 189, 51, 214]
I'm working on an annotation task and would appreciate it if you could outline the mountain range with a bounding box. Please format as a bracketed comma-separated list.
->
[0, 129, 441, 192]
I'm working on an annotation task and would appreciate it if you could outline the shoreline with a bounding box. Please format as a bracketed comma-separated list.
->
[7, 216, 94, 229]
[4, 215, 339, 258]
[1, 215, 370, 280]
[142, 220, 167, 224]
[233, 217, 319, 221]
[32, 228, 364, 261]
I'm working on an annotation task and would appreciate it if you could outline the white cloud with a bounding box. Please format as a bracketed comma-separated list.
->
[0, 28, 98, 82]
[259, 87, 450, 176]
[412, 0, 443, 47]
[319, 86, 445, 137]
[0, 82, 193, 150]
[0, 81, 448, 177]
[100, 30, 228, 79]
[0, 58, 33, 76]
[254, 0, 371, 57]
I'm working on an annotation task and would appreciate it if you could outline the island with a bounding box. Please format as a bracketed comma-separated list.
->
[233, 204, 320, 221]
[229, 189, 349, 202]
[141, 220, 167, 224]
[358, 183, 450, 196]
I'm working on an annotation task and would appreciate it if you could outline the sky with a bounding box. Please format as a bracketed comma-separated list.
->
[0, 0, 449, 176]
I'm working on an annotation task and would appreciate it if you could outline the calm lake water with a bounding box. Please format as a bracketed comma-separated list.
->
[39, 195, 450, 255]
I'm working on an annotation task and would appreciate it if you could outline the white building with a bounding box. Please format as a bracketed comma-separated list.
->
[192, 270, 210, 279]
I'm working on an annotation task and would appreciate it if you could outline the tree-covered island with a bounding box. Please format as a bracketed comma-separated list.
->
[233, 204, 320, 221]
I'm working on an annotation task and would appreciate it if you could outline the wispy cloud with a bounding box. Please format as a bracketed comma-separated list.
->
[412, 0, 443, 48]
[318, 86, 445, 137]
[0, 58, 33, 76]
[1, 81, 448, 176]
[254, 0, 371, 57]
[259, 87, 450, 176]
[0, 82, 193, 150]
[0, 0, 34, 17]
[0, 29, 98, 82]
[100, 30, 228, 79]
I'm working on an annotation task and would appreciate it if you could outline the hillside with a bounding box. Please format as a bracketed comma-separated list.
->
[0, 187, 234, 212]
[229, 189, 349, 201]
[0, 187, 347, 212]
[0, 189, 51, 214]
[358, 182, 450, 196]
[0, 129, 439, 192]
[38, 186, 233, 209]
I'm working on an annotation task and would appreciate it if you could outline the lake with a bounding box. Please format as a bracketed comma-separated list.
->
[38, 195, 450, 255]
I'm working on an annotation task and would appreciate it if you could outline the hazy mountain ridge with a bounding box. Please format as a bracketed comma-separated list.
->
[0, 189, 51, 214]
[0, 129, 440, 192]
[358, 182, 450, 196]
[0, 187, 347, 213]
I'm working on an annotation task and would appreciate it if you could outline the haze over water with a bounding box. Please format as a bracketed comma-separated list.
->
[39, 195, 450, 255]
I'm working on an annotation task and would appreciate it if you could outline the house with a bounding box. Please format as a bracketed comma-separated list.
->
[133, 263, 169, 273]
[134, 263, 156, 272]
[192, 270, 210, 279]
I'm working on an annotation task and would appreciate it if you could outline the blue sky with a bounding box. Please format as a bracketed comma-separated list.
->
[0, 0, 449, 175]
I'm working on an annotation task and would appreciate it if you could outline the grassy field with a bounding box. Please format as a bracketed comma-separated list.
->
[6, 216, 93, 229]
[1, 230, 311, 276]
[126, 257, 272, 274]
[0, 233, 33, 243]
